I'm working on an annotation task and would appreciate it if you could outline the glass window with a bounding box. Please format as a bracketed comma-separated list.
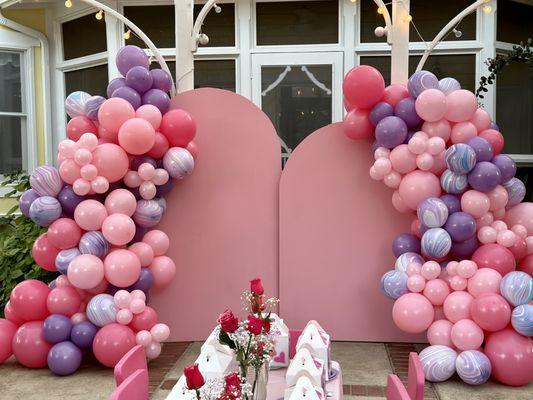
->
[516, 167, 533, 201]
[256, 1, 338, 45]
[0, 51, 22, 113]
[62, 14, 107, 60]
[193, 4, 236, 47]
[65, 65, 109, 98]
[194, 60, 236, 91]
[360, 0, 476, 43]
[0, 116, 22, 173]
[496, 61, 533, 155]
[124, 6, 175, 48]
[497, 0, 533, 44]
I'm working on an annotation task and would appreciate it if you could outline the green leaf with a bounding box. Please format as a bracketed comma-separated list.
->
[219, 330, 236, 349]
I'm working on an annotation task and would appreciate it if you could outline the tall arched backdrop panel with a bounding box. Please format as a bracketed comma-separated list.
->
[149, 89, 281, 341]
[279, 123, 424, 342]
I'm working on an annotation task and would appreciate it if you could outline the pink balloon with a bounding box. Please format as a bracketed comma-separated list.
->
[497, 230, 517, 247]
[102, 214, 136, 246]
[136, 104, 162, 130]
[406, 262, 422, 276]
[461, 190, 490, 219]
[392, 191, 410, 213]
[118, 118, 156, 155]
[479, 129, 504, 155]
[456, 260, 478, 279]
[511, 224, 528, 239]
[343, 66, 385, 109]
[131, 290, 146, 301]
[139, 181, 157, 200]
[484, 328, 533, 386]
[91, 176, 109, 194]
[4, 301, 24, 326]
[129, 298, 146, 314]
[422, 119, 451, 141]
[98, 98, 135, 133]
[383, 84, 409, 107]
[185, 141, 199, 160]
[47, 218, 82, 250]
[450, 319, 484, 351]
[138, 163, 156, 180]
[429, 150, 447, 175]
[467, 267, 502, 298]
[445, 90, 478, 122]
[67, 116, 97, 141]
[416, 153, 434, 171]
[450, 275, 468, 291]
[160, 109, 196, 147]
[146, 341, 162, 360]
[116, 309, 133, 325]
[58, 139, 77, 158]
[104, 249, 141, 288]
[68, 254, 105, 290]
[92, 323, 136, 367]
[71, 312, 87, 325]
[129, 242, 154, 267]
[505, 202, 533, 236]
[129, 306, 157, 332]
[143, 230, 170, 256]
[423, 279, 450, 306]
[74, 148, 92, 166]
[86, 278, 109, 295]
[0, 319, 18, 363]
[149, 256, 176, 288]
[471, 244, 516, 276]
[74, 199, 108, 231]
[415, 89, 447, 122]
[73, 178, 91, 196]
[509, 238, 528, 261]
[105, 189, 137, 216]
[91, 143, 129, 183]
[392, 293, 434, 333]
[389, 144, 417, 174]
[152, 169, 169, 186]
[487, 185, 509, 211]
[373, 158, 392, 175]
[80, 164, 98, 180]
[150, 323, 170, 342]
[398, 170, 441, 210]
[12, 321, 52, 368]
[469, 108, 491, 132]
[136, 330, 152, 346]
[443, 291, 473, 323]
[32, 233, 60, 272]
[59, 159, 81, 184]
[98, 124, 118, 143]
[476, 212, 494, 229]
[124, 171, 142, 188]
[344, 108, 374, 140]
[407, 136, 426, 155]
[421, 261, 441, 280]
[450, 121, 477, 144]
[471, 293, 511, 332]
[426, 137, 446, 155]
[427, 319, 453, 347]
[147, 132, 170, 159]
[114, 290, 132, 309]
[10, 280, 50, 322]
[383, 171, 402, 189]
[47, 286, 82, 317]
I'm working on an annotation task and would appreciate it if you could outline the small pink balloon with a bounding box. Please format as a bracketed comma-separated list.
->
[456, 260, 478, 279]
[143, 230, 170, 256]
[114, 290, 132, 309]
[374, 158, 392, 175]
[469, 108, 491, 132]
[116, 309, 133, 325]
[124, 171, 142, 188]
[446, 261, 458, 276]
[374, 147, 391, 160]
[450, 275, 468, 291]
[392, 293, 434, 333]
[129, 242, 154, 267]
[152, 169, 169, 186]
[511, 224, 528, 239]
[139, 181, 157, 200]
[450, 122, 477, 144]
[73, 178, 91, 196]
[476, 212, 494, 229]
[131, 290, 146, 301]
[406, 262, 422, 276]
[451, 319, 484, 351]
[105, 189, 137, 216]
[130, 298, 146, 314]
[67, 254, 105, 290]
[58, 139, 78, 158]
[136, 330, 152, 347]
[149, 256, 176, 287]
[80, 164, 98, 180]
[487, 185, 509, 211]
[383, 171, 402, 189]
[407, 274, 426, 293]
[461, 190, 490, 219]
[102, 214, 136, 246]
[421, 261, 441, 280]
[427, 319, 453, 347]
[467, 268, 502, 298]
[74, 148, 92, 166]
[91, 176, 109, 194]
[136, 104, 162, 130]
[416, 153, 434, 171]
[491, 220, 508, 232]
[443, 291, 474, 323]
[78, 132, 99, 151]
[422, 119, 451, 141]
[74, 199, 108, 231]
[59, 159, 81, 184]
[104, 249, 141, 288]
[423, 279, 450, 306]
[138, 163, 156, 181]
[369, 166, 382, 181]
[407, 136, 426, 155]
[426, 137, 446, 155]
[71, 312, 87, 324]
[389, 144, 417, 174]
[445, 90, 477, 122]
[146, 341, 162, 360]
[415, 89, 447, 122]
[150, 323, 170, 342]
[55, 275, 71, 287]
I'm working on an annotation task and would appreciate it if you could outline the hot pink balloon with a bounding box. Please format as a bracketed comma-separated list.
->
[471, 244, 516, 276]
[129, 242, 154, 267]
[147, 132, 170, 159]
[143, 230, 170, 256]
[47, 218, 82, 250]
[102, 214, 136, 246]
[129, 306, 157, 332]
[443, 291, 473, 323]
[392, 293, 434, 333]
[445, 89, 478, 122]
[423, 279, 450, 306]
[0, 318, 18, 363]
[467, 267, 502, 298]
[427, 319, 453, 347]
[104, 249, 141, 288]
[471, 293, 511, 332]
[92, 323, 136, 367]
[91, 143, 129, 183]
[67, 116, 97, 141]
[98, 97, 135, 133]
[149, 256, 176, 288]
[68, 254, 105, 290]
[343, 65, 385, 109]
[105, 188, 137, 216]
[415, 89, 447, 122]
[118, 118, 156, 155]
[505, 202, 533, 236]
[160, 109, 196, 147]
[450, 319, 484, 351]
[74, 199, 108, 231]
[344, 108, 374, 140]
[46, 286, 82, 317]
[422, 119, 451, 141]
[12, 321, 52, 368]
[135, 104, 162, 130]
[9, 280, 50, 322]
[32, 233, 60, 272]
[382, 83, 409, 107]
[398, 170, 441, 210]
[4, 301, 24, 326]
[461, 190, 490, 219]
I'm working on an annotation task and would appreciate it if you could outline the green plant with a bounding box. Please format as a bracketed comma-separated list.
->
[0, 171, 57, 315]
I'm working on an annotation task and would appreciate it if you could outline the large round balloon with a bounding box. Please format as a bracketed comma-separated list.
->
[455, 350, 491, 385]
[12, 321, 52, 368]
[343, 65, 385, 109]
[92, 323, 136, 367]
[10, 280, 50, 321]
[398, 170, 441, 210]
[419, 345, 457, 382]
[47, 341, 83, 376]
[0, 318, 17, 363]
[91, 143, 129, 183]
[392, 293, 434, 333]
[471, 244, 516, 276]
[30, 165, 63, 197]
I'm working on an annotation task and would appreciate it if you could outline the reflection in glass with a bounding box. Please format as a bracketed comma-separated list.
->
[124, 6, 175, 48]
[0, 52, 22, 113]
[497, 0, 533, 44]
[0, 116, 22, 173]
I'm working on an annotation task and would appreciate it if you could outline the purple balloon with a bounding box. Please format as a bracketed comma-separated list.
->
[371, 141, 382, 155]
[49, 280, 57, 289]
[150, 69, 172, 92]
[142, 88, 170, 114]
[156, 178, 175, 197]
[116, 45, 149, 76]
[466, 136, 493, 162]
[394, 97, 422, 129]
[444, 212, 476, 242]
[106, 284, 121, 296]
[440, 194, 461, 215]
[467, 161, 501, 192]
[404, 130, 416, 144]
[70, 321, 98, 349]
[55, 247, 81, 274]
[491, 154, 516, 183]
[43, 314, 73, 344]
[131, 156, 157, 170]
[19, 189, 40, 218]
[392, 233, 421, 257]
[375, 116, 408, 149]
[503, 178, 526, 207]
[451, 235, 479, 259]
[490, 121, 499, 131]
[370, 102, 394, 126]
[57, 185, 85, 216]
[112, 86, 141, 110]
[125, 66, 153, 94]
[129, 268, 154, 293]
[47, 341, 82, 376]
[107, 77, 126, 98]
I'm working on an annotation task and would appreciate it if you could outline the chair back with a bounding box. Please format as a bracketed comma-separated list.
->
[386, 374, 411, 400]
[114, 345, 147, 386]
[407, 352, 425, 400]
[109, 369, 149, 400]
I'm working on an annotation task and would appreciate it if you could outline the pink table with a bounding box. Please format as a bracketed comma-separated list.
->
[266, 361, 343, 400]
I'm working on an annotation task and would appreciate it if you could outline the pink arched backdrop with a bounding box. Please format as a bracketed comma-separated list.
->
[151, 88, 423, 342]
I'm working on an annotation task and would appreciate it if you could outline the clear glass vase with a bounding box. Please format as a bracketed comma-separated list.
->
[241, 364, 268, 400]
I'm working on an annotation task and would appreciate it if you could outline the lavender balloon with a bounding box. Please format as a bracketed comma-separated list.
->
[79, 231, 109, 258]
[112, 86, 141, 110]
[380, 270, 408, 300]
[491, 154, 516, 183]
[466, 136, 493, 162]
[30, 165, 63, 197]
[392, 233, 421, 257]
[500, 271, 533, 307]
[150, 68, 172, 92]
[129, 267, 154, 293]
[116, 45, 149, 76]
[417, 197, 449, 228]
[370, 102, 393, 126]
[395, 252, 424, 273]
[503, 178, 526, 207]
[133, 199, 163, 228]
[65, 91, 90, 118]
[444, 212, 476, 242]
[47, 341, 82, 376]
[57, 185, 85, 215]
[445, 143, 477, 174]
[55, 248, 81, 274]
[29, 196, 62, 227]
[86, 294, 117, 327]
[490, 121, 500, 131]
[440, 169, 468, 194]
[421, 228, 452, 259]
[419, 345, 457, 382]
[85, 95, 105, 120]
[451, 235, 479, 259]
[394, 97, 422, 129]
[19, 189, 40, 218]
[467, 161, 501, 192]
[375, 116, 408, 149]
[125, 66, 153, 94]
[107, 77, 126, 98]
[511, 304, 533, 337]
[163, 147, 195, 179]
[43, 314, 73, 344]
[70, 321, 98, 349]
[455, 350, 491, 385]
[440, 194, 461, 214]
[142, 88, 170, 114]
[438, 77, 461, 95]
[408, 70, 439, 98]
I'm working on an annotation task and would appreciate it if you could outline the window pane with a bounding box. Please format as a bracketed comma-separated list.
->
[124, 6, 175, 48]
[62, 14, 107, 60]
[496, 61, 533, 155]
[256, 1, 338, 45]
[65, 65, 109, 98]
[0, 116, 22, 173]
[194, 4, 235, 47]
[0, 52, 22, 113]
[516, 167, 533, 202]
[360, 0, 476, 43]
[194, 60, 236, 91]
[497, 0, 533, 44]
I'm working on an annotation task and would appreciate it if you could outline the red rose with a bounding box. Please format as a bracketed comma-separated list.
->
[218, 309, 239, 333]
[247, 314, 263, 335]
[224, 372, 241, 399]
[263, 318, 271, 333]
[184, 364, 205, 390]
[252, 296, 265, 313]
[250, 278, 264, 295]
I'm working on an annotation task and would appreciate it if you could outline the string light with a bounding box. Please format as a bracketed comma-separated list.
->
[404, 14, 413, 23]
[64, 0, 72, 8]
[483, 4, 492, 13]
[452, 28, 462, 38]
[377, 6, 385, 15]
[350, 0, 356, 3]
[95, 10, 103, 20]
[123, 30, 131, 40]
[214, 3, 221, 13]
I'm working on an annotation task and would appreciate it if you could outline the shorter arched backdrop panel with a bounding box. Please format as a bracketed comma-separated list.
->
[279, 122, 425, 342]
[150, 89, 281, 341]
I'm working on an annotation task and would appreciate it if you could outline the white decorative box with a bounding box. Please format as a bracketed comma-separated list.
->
[195, 343, 239, 381]
[167, 375, 197, 400]
[296, 320, 331, 380]
[285, 347, 325, 389]
[284, 376, 325, 400]
[269, 313, 290, 369]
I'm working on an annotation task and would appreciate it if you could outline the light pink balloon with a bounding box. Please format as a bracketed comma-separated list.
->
[129, 242, 154, 267]
[91, 176, 109, 194]
[451, 319, 484, 351]
[422, 119, 451, 141]
[427, 319, 453, 347]
[74, 199, 108, 231]
[406, 262, 422, 276]
[124, 171, 142, 188]
[374, 158, 392, 175]
[102, 214, 136, 246]
[71, 312, 87, 325]
[511, 224, 528, 239]
[421, 261, 441, 280]
[116, 309, 133, 325]
[131, 290, 146, 301]
[416, 153, 434, 171]
[497, 230, 517, 247]
[91, 143, 129, 183]
[55, 275, 71, 287]
[456, 260, 478, 279]
[461, 190, 490, 219]
[138, 163, 156, 181]
[146, 341, 162, 360]
[130, 298, 146, 314]
[423, 279, 450, 306]
[152, 169, 169, 186]
[136, 330, 152, 347]
[450, 275, 468, 291]
[445, 90, 478, 122]
[450, 121, 477, 144]
[73, 178, 91, 196]
[467, 268, 502, 298]
[443, 291, 473, 322]
[150, 323, 170, 342]
[74, 148, 92, 166]
[392, 293, 434, 333]
[104, 249, 141, 288]
[105, 189, 137, 216]
[398, 170, 442, 210]
[59, 159, 81, 184]
[80, 164, 98, 180]
[58, 139, 78, 158]
[143, 230, 170, 256]
[67, 254, 105, 290]
[136, 104, 162, 130]
[383, 171, 402, 189]
[407, 136, 426, 155]
[118, 118, 156, 155]
[505, 202, 533, 236]
[407, 274, 426, 293]
[426, 137, 446, 155]
[389, 144, 417, 174]
[98, 124, 118, 143]
[149, 256, 176, 288]
[415, 89, 447, 122]
[446, 261, 458, 276]
[98, 97, 135, 133]
[139, 181, 157, 200]
[487, 185, 509, 211]
[476, 212, 494, 229]
[429, 151, 447, 175]
[493, 208, 506, 220]
[383, 83, 409, 107]
[392, 191, 410, 213]
[469, 108, 491, 132]
[374, 147, 391, 160]
[369, 166, 382, 181]
[78, 132, 98, 151]
[113, 290, 132, 309]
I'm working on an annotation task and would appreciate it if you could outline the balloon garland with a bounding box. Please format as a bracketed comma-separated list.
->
[0, 45, 195, 375]
[343, 66, 533, 387]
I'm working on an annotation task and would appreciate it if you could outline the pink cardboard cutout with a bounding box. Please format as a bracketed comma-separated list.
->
[149, 89, 281, 341]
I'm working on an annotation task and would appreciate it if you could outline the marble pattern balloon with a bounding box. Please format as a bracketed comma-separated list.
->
[438, 77, 461, 95]
[86, 294, 118, 327]
[163, 147, 195, 179]
[417, 197, 449, 228]
[55, 247, 81, 275]
[30, 165, 63, 197]
[29, 196, 62, 227]
[419, 345, 458, 382]
[500, 271, 533, 306]
[154, 197, 167, 213]
[395, 252, 425, 273]
[440, 169, 468, 194]
[511, 304, 533, 336]
[408, 70, 439, 98]
[455, 350, 491, 385]
[133, 199, 163, 228]
[65, 91, 91, 118]
[445, 144, 477, 174]
[79, 231, 109, 258]
[85, 95, 106, 120]
[503, 178, 526, 207]
[421, 228, 452, 259]
[380, 270, 408, 299]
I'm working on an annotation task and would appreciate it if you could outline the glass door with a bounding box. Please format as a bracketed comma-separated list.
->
[251, 52, 343, 164]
